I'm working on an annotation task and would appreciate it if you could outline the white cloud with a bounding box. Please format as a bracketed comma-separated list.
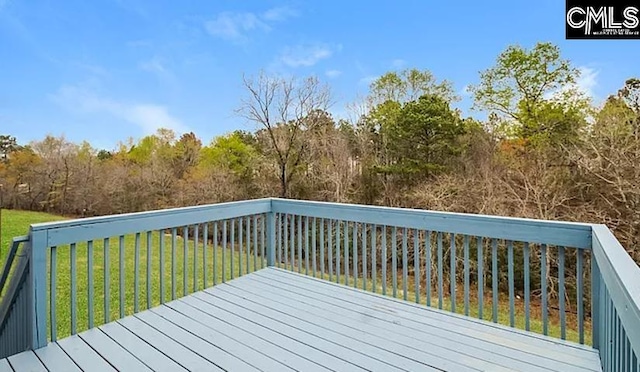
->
[325, 69, 342, 78]
[51, 83, 188, 135]
[359, 75, 377, 86]
[575, 66, 598, 99]
[262, 6, 298, 21]
[391, 59, 406, 69]
[205, 6, 298, 43]
[139, 56, 175, 82]
[279, 44, 336, 67]
[205, 12, 268, 42]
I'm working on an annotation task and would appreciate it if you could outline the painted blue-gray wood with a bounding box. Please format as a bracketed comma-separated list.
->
[0, 267, 605, 372]
[392, 226, 397, 298]
[362, 224, 367, 291]
[381, 226, 386, 296]
[477, 236, 484, 320]
[426, 230, 432, 307]
[437, 231, 443, 309]
[103, 237, 110, 324]
[353, 222, 358, 289]
[335, 221, 341, 285]
[541, 243, 548, 335]
[320, 218, 325, 277]
[87, 240, 94, 329]
[237, 219, 242, 278]
[371, 224, 376, 293]
[213, 222, 219, 285]
[267, 212, 275, 267]
[311, 217, 316, 277]
[414, 229, 419, 304]
[50, 245, 57, 341]
[559, 246, 566, 340]
[577, 249, 584, 345]
[70, 242, 77, 335]
[305, 216, 310, 276]
[290, 215, 295, 274]
[298, 215, 303, 275]
[146, 231, 152, 309]
[450, 233, 456, 313]
[508, 240, 514, 327]
[203, 223, 208, 291]
[270, 199, 592, 249]
[135, 233, 141, 311]
[0, 236, 28, 295]
[246, 217, 251, 275]
[34, 342, 81, 371]
[524, 242, 530, 331]
[463, 235, 469, 316]
[344, 221, 349, 284]
[171, 228, 176, 300]
[193, 224, 199, 291]
[28, 229, 48, 349]
[402, 228, 407, 301]
[37, 199, 271, 247]
[221, 221, 226, 284]
[231, 220, 235, 280]
[492, 238, 498, 323]
[261, 215, 266, 269]
[253, 215, 257, 272]
[119, 235, 125, 317]
[328, 220, 333, 282]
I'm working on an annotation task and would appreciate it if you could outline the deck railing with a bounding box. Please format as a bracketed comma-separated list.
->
[0, 198, 638, 371]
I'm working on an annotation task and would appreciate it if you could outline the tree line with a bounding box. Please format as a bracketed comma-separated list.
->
[1, 42, 639, 265]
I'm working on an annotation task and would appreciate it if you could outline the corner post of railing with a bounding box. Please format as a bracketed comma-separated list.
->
[266, 200, 276, 267]
[590, 250, 601, 350]
[27, 228, 48, 349]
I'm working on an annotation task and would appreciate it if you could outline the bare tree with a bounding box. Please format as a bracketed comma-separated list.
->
[237, 72, 331, 197]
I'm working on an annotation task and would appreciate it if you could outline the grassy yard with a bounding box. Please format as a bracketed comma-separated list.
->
[1, 208, 590, 345]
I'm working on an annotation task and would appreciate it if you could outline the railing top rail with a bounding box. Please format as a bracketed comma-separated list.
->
[32, 198, 272, 247]
[271, 198, 593, 249]
[591, 224, 640, 353]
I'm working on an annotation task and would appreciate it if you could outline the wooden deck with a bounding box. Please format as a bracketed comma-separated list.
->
[0, 267, 602, 372]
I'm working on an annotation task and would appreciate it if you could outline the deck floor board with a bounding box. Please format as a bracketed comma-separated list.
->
[1, 267, 603, 372]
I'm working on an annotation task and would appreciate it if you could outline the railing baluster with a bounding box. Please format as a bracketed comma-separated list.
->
[276, 214, 282, 267]
[312, 217, 317, 278]
[426, 231, 432, 307]
[402, 227, 408, 301]
[222, 221, 227, 283]
[328, 220, 333, 282]
[371, 225, 377, 293]
[541, 243, 548, 335]
[437, 231, 443, 309]
[507, 240, 514, 327]
[105, 237, 111, 322]
[50, 245, 57, 341]
[119, 235, 125, 317]
[382, 226, 387, 296]
[336, 221, 341, 285]
[145, 232, 151, 309]
[183, 226, 189, 292]
[213, 222, 218, 285]
[577, 248, 584, 344]
[171, 228, 176, 299]
[134, 233, 141, 311]
[363, 224, 368, 292]
[203, 223, 208, 288]
[353, 222, 358, 289]
[253, 215, 258, 272]
[392, 226, 398, 298]
[463, 235, 469, 316]
[320, 219, 325, 277]
[284, 214, 289, 270]
[70, 242, 77, 335]
[88, 240, 94, 329]
[477, 236, 483, 320]
[193, 225, 199, 291]
[450, 233, 456, 313]
[298, 215, 303, 274]
[344, 221, 349, 284]
[305, 216, 310, 276]
[492, 238, 498, 323]
[231, 220, 235, 280]
[238, 219, 243, 278]
[414, 229, 419, 304]
[524, 242, 530, 331]
[246, 216, 250, 275]
[558, 246, 566, 340]
[159, 231, 165, 304]
[261, 215, 266, 269]
[290, 216, 295, 273]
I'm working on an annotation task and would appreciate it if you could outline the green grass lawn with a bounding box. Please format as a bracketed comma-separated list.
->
[1, 208, 590, 346]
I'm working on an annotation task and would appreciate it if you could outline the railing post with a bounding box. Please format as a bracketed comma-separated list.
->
[591, 254, 601, 350]
[28, 229, 47, 349]
[266, 209, 276, 267]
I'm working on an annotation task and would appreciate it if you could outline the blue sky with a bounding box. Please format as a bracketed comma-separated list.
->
[1, 0, 639, 150]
